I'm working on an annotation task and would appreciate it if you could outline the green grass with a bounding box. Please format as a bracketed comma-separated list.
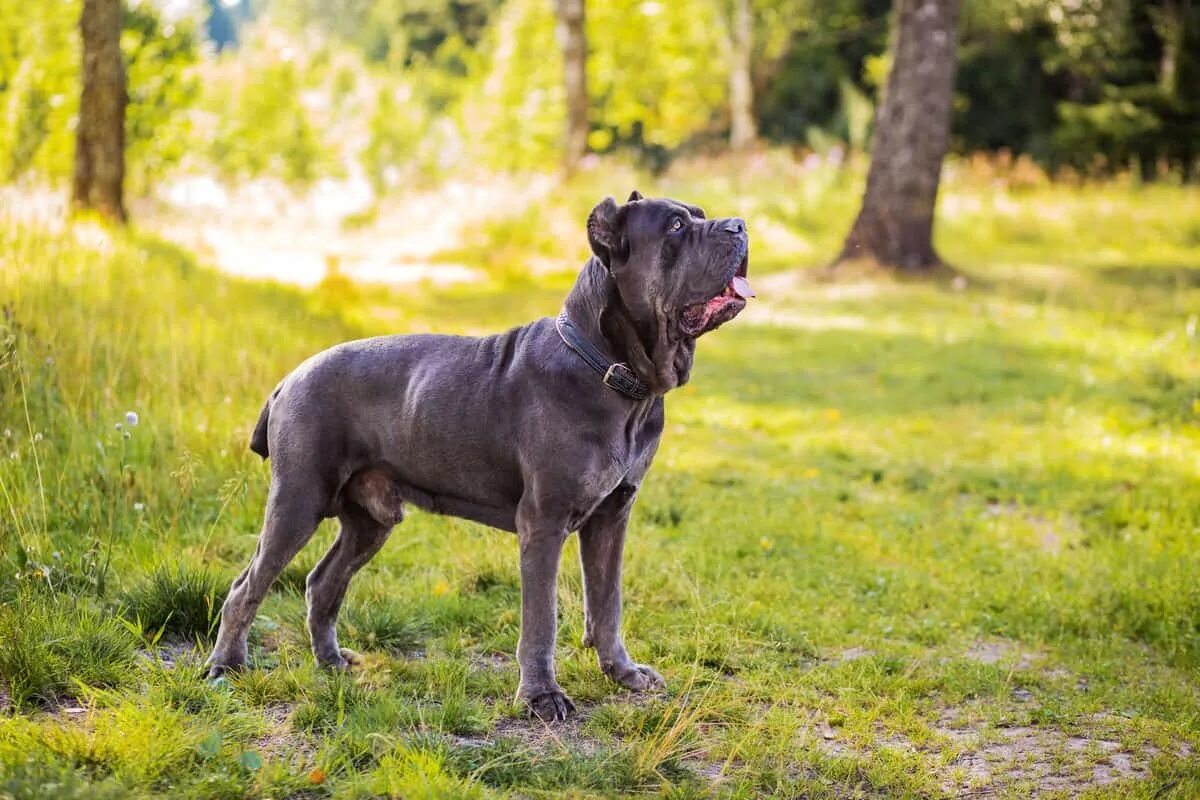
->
[121, 565, 227, 642]
[1, 161, 1199, 798]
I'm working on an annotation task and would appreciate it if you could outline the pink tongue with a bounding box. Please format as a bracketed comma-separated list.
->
[732, 275, 755, 298]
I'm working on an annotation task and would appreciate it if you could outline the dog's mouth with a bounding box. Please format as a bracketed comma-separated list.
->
[680, 254, 754, 337]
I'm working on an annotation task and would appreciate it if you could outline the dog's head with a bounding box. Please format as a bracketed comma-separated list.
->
[585, 190, 754, 392]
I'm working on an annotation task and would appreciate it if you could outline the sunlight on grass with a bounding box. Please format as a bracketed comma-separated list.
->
[1, 175, 1198, 796]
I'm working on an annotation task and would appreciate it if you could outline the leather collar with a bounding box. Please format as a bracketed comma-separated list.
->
[555, 311, 651, 400]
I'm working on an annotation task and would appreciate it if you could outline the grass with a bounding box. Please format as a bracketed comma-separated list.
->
[121, 565, 227, 641]
[1, 156, 1199, 797]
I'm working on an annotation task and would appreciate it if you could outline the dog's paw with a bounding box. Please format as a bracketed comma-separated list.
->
[338, 648, 364, 669]
[522, 688, 576, 722]
[203, 661, 243, 682]
[606, 662, 665, 692]
[316, 647, 363, 671]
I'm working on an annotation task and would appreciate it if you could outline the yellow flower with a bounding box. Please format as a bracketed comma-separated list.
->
[803, 467, 819, 479]
[759, 537, 774, 552]
[823, 408, 841, 422]
[432, 579, 451, 597]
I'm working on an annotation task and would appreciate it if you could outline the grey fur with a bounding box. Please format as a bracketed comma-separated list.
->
[205, 193, 750, 721]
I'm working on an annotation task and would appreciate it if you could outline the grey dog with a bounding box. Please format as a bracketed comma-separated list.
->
[204, 191, 753, 720]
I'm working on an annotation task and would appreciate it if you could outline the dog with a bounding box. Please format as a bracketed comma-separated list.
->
[205, 191, 753, 720]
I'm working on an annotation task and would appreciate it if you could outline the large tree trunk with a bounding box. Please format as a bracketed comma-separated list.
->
[729, 0, 757, 151]
[555, 0, 588, 174]
[72, 0, 127, 222]
[836, 0, 961, 271]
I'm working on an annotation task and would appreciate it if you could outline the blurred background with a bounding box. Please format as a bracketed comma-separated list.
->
[3, 0, 1198, 284]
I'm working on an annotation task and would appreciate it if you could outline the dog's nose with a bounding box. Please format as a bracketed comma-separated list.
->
[720, 218, 746, 235]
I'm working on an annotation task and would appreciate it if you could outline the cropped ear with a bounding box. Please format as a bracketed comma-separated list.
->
[587, 196, 625, 268]
[627, 189, 644, 202]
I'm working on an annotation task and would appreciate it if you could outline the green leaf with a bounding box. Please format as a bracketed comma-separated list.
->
[197, 730, 221, 760]
[237, 750, 263, 772]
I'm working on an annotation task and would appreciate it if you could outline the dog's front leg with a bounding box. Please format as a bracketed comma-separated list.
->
[515, 512, 575, 721]
[579, 490, 664, 692]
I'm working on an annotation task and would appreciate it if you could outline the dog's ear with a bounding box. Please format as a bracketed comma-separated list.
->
[627, 189, 644, 202]
[587, 196, 626, 268]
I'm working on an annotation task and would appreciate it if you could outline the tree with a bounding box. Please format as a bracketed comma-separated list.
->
[554, 0, 588, 172]
[836, 0, 962, 270]
[72, 0, 126, 222]
[728, 0, 757, 150]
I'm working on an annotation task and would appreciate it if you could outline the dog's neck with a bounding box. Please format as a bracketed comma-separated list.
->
[562, 257, 696, 396]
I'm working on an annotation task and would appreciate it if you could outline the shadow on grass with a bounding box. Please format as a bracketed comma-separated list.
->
[696, 323, 1083, 417]
[1093, 263, 1200, 290]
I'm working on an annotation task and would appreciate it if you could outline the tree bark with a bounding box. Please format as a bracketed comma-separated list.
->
[836, 0, 961, 271]
[555, 0, 588, 174]
[72, 0, 127, 222]
[729, 0, 757, 151]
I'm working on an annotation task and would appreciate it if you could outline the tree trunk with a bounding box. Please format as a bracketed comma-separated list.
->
[1154, 0, 1182, 97]
[555, 0, 588, 174]
[729, 0, 757, 151]
[72, 0, 127, 222]
[836, 0, 961, 271]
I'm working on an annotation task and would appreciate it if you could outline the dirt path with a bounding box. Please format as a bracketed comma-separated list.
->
[2, 176, 555, 288]
[150, 174, 560, 287]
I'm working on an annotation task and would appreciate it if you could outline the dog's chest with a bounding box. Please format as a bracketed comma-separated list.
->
[560, 412, 662, 530]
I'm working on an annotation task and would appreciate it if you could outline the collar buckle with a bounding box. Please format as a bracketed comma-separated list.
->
[603, 362, 640, 394]
[556, 311, 651, 401]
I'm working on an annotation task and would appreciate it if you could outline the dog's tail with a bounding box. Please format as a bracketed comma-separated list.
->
[248, 384, 281, 460]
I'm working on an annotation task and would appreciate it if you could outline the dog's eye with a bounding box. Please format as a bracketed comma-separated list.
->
[668, 217, 683, 233]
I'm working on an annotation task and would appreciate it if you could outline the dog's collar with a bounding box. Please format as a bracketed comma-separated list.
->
[555, 311, 651, 400]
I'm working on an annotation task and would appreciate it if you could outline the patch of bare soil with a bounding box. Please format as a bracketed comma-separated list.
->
[933, 710, 1183, 797]
[252, 701, 317, 768]
[137, 640, 201, 670]
[452, 702, 605, 757]
[962, 638, 1041, 671]
[796, 642, 1193, 797]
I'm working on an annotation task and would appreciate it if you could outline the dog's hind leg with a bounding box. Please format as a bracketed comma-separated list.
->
[205, 475, 326, 679]
[305, 467, 401, 668]
[305, 505, 394, 668]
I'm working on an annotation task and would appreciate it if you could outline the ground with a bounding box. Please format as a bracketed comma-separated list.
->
[1, 156, 1198, 798]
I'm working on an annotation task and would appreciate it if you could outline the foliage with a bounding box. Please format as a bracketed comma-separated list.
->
[0, 0, 197, 190]
[461, 0, 564, 172]
[0, 0, 78, 181]
[5, 0, 1198, 189]
[959, 0, 1200, 176]
[203, 57, 333, 185]
[272, 0, 499, 68]
[122, 2, 200, 195]
[587, 0, 729, 156]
